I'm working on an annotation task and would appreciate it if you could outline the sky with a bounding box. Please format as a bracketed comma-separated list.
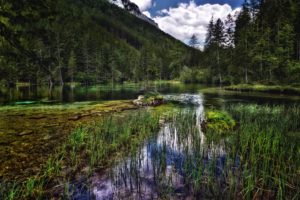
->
[129, 0, 244, 46]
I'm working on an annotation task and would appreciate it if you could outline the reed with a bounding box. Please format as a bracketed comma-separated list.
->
[1, 104, 299, 199]
[117, 105, 299, 199]
[0, 110, 161, 199]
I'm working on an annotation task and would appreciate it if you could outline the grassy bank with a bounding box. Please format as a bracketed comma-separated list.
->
[224, 84, 300, 95]
[0, 110, 161, 199]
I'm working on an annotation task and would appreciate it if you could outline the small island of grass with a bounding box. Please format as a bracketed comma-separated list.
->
[203, 110, 236, 134]
[224, 84, 300, 95]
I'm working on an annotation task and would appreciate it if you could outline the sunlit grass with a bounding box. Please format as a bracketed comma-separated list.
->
[224, 84, 300, 95]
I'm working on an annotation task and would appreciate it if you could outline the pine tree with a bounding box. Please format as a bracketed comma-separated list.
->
[224, 14, 235, 48]
[235, 3, 251, 83]
[189, 34, 199, 48]
[205, 16, 215, 50]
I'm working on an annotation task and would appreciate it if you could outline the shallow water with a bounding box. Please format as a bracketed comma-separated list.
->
[90, 94, 229, 199]
[0, 83, 299, 197]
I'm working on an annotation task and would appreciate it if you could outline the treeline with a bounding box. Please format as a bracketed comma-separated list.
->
[201, 0, 300, 85]
[0, 0, 197, 86]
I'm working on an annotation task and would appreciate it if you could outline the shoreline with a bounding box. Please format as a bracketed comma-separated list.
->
[223, 84, 300, 96]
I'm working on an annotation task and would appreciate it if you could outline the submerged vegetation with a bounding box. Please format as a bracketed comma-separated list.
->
[1, 102, 299, 199]
[0, 110, 161, 199]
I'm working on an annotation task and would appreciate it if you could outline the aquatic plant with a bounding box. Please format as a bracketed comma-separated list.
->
[0, 110, 161, 199]
[204, 110, 236, 134]
[102, 104, 300, 199]
[1, 104, 299, 200]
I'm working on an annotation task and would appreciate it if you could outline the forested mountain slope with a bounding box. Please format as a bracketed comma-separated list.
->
[0, 0, 197, 86]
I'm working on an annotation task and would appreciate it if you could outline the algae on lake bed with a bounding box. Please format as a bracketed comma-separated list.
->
[0, 100, 138, 180]
[0, 109, 163, 200]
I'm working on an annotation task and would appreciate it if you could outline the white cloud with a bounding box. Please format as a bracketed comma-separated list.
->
[143, 11, 151, 18]
[109, 0, 124, 8]
[131, 0, 153, 11]
[109, 0, 152, 12]
[152, 1, 241, 47]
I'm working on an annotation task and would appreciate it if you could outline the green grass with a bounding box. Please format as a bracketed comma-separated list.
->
[145, 104, 300, 199]
[0, 110, 161, 199]
[224, 84, 300, 95]
[1, 104, 299, 199]
[204, 110, 236, 134]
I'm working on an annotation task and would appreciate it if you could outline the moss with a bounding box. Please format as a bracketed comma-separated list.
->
[205, 110, 236, 134]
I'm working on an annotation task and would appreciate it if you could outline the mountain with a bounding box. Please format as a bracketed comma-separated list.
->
[110, 0, 158, 27]
[0, 0, 197, 86]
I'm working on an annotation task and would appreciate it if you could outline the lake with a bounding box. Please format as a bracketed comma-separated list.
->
[0, 83, 299, 199]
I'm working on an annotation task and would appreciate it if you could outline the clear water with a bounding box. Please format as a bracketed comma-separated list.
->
[92, 94, 208, 199]
[0, 83, 299, 198]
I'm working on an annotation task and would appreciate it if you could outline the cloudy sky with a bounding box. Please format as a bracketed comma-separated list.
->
[129, 0, 243, 46]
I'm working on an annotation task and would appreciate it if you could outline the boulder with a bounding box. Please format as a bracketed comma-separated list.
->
[133, 94, 164, 107]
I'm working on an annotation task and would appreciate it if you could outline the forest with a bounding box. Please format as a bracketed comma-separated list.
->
[0, 0, 197, 86]
[200, 0, 300, 85]
[0, 0, 300, 86]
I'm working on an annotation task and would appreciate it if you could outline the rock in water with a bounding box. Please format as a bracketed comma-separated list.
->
[133, 94, 164, 107]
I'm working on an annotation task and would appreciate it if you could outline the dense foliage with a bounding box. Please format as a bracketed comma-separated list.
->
[1, 0, 299, 86]
[202, 0, 300, 85]
[0, 0, 197, 86]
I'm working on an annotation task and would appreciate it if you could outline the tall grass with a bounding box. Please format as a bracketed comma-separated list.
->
[0, 110, 161, 199]
[178, 104, 300, 199]
[1, 104, 299, 199]
[103, 105, 299, 199]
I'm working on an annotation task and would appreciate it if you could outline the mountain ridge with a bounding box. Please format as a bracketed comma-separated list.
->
[0, 0, 197, 86]
[109, 0, 158, 27]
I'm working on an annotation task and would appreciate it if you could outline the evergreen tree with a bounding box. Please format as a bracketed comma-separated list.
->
[204, 17, 215, 50]
[189, 34, 199, 48]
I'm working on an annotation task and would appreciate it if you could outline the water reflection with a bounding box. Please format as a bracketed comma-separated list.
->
[92, 94, 227, 199]
[1, 83, 299, 106]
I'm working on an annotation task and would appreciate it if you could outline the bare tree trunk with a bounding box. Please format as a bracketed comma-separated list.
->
[297, 39, 300, 61]
[245, 37, 248, 84]
[56, 35, 64, 86]
[217, 46, 222, 84]
[260, 52, 263, 78]
[59, 66, 64, 86]
[111, 65, 114, 87]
